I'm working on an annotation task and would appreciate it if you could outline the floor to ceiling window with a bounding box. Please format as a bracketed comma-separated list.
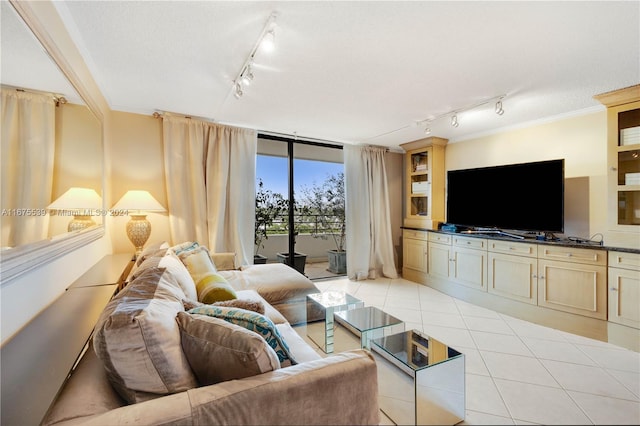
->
[255, 134, 344, 280]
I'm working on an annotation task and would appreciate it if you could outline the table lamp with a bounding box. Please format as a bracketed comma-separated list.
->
[112, 190, 166, 255]
[47, 187, 102, 231]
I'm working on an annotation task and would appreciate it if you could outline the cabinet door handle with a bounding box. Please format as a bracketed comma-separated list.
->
[532, 274, 537, 279]
[539, 275, 545, 280]
[567, 253, 572, 257]
[610, 287, 618, 291]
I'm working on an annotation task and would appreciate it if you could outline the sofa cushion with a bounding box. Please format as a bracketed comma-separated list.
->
[93, 267, 198, 403]
[188, 305, 296, 366]
[210, 252, 237, 271]
[220, 263, 318, 306]
[133, 251, 197, 301]
[176, 312, 280, 386]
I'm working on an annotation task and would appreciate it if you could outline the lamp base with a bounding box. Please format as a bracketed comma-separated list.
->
[126, 214, 151, 256]
[68, 215, 96, 232]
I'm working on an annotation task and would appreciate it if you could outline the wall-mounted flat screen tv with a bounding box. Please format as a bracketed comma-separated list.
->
[446, 159, 565, 233]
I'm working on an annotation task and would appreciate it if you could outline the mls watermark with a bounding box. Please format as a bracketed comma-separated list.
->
[2, 208, 129, 217]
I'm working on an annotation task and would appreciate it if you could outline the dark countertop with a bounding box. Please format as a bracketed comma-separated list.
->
[401, 226, 640, 254]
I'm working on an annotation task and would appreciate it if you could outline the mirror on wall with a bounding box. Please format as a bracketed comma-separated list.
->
[0, 1, 104, 280]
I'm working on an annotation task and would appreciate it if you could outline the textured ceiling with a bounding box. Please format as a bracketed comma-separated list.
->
[4, 1, 640, 149]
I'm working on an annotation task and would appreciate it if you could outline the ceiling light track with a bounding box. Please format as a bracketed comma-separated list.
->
[231, 12, 278, 100]
[416, 94, 506, 133]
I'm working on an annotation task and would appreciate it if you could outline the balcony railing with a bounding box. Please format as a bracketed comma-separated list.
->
[258, 213, 344, 236]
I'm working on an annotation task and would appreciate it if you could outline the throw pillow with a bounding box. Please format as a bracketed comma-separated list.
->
[133, 251, 197, 301]
[176, 312, 280, 386]
[93, 267, 197, 403]
[196, 273, 237, 304]
[188, 305, 296, 366]
[182, 298, 265, 314]
[210, 252, 237, 271]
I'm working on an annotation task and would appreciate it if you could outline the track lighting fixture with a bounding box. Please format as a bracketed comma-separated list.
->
[413, 94, 506, 133]
[229, 12, 277, 100]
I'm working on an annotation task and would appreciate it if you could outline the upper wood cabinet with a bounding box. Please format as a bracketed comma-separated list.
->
[400, 137, 447, 229]
[594, 85, 640, 231]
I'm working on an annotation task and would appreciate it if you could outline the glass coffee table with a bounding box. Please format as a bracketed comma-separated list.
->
[306, 291, 364, 353]
[371, 329, 465, 425]
[334, 306, 404, 350]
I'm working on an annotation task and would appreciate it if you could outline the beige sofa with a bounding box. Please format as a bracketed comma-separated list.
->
[43, 244, 379, 425]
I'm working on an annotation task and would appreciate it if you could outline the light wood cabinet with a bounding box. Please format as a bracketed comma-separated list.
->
[608, 251, 640, 329]
[488, 252, 538, 305]
[451, 236, 488, 291]
[400, 137, 447, 230]
[595, 85, 640, 230]
[402, 229, 428, 283]
[427, 232, 452, 280]
[537, 246, 607, 320]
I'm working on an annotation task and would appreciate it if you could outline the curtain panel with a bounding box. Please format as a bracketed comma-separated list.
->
[162, 114, 256, 265]
[344, 145, 398, 280]
[1, 89, 55, 248]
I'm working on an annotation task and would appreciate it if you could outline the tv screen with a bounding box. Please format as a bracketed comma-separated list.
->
[446, 159, 564, 233]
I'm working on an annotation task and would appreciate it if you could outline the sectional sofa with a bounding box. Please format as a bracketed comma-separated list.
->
[42, 243, 379, 425]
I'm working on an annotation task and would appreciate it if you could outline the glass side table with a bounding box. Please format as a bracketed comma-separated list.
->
[334, 306, 405, 350]
[371, 329, 465, 425]
[306, 291, 364, 353]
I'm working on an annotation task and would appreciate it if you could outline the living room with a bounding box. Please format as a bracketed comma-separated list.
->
[1, 1, 639, 425]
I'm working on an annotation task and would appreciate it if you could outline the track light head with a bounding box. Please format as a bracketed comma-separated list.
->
[424, 127, 432, 135]
[495, 99, 504, 115]
[451, 114, 459, 128]
[241, 65, 254, 86]
[261, 29, 276, 52]
[233, 82, 243, 99]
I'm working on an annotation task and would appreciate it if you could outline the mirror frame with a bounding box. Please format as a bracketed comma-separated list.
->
[1, 1, 105, 283]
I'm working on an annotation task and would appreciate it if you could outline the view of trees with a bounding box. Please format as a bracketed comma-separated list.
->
[255, 172, 345, 251]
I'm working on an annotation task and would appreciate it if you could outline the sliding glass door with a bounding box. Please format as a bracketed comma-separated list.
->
[255, 135, 344, 280]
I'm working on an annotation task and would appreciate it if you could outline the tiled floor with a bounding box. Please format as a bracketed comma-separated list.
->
[295, 275, 640, 425]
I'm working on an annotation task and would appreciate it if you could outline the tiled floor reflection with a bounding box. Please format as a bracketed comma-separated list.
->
[295, 276, 640, 425]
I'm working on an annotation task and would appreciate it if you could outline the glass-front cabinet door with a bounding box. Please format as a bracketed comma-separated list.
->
[595, 85, 640, 231]
[616, 108, 640, 225]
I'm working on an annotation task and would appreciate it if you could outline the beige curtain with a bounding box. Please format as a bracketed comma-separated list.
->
[163, 114, 257, 266]
[1, 89, 55, 248]
[344, 145, 398, 280]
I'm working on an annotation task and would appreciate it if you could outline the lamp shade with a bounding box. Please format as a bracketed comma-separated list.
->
[111, 190, 166, 213]
[47, 187, 102, 210]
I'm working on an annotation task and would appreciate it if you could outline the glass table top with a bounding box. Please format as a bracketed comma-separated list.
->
[371, 329, 463, 372]
[334, 306, 403, 333]
[307, 291, 362, 309]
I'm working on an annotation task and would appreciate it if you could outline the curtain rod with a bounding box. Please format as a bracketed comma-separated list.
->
[2, 84, 67, 106]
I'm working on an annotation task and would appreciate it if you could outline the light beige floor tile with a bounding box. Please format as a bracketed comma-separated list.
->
[576, 345, 640, 373]
[421, 325, 477, 349]
[607, 369, 640, 399]
[493, 378, 591, 424]
[461, 410, 515, 425]
[384, 295, 422, 310]
[481, 351, 559, 387]
[465, 374, 510, 418]
[461, 348, 490, 376]
[471, 331, 533, 356]
[378, 410, 394, 425]
[420, 299, 460, 314]
[354, 293, 386, 309]
[541, 359, 639, 401]
[423, 311, 467, 329]
[454, 300, 502, 319]
[462, 316, 514, 335]
[560, 330, 621, 348]
[520, 336, 598, 366]
[382, 305, 422, 324]
[568, 390, 640, 425]
[499, 315, 568, 342]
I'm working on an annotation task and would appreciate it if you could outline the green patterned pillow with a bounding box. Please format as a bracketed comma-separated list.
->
[187, 305, 296, 366]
